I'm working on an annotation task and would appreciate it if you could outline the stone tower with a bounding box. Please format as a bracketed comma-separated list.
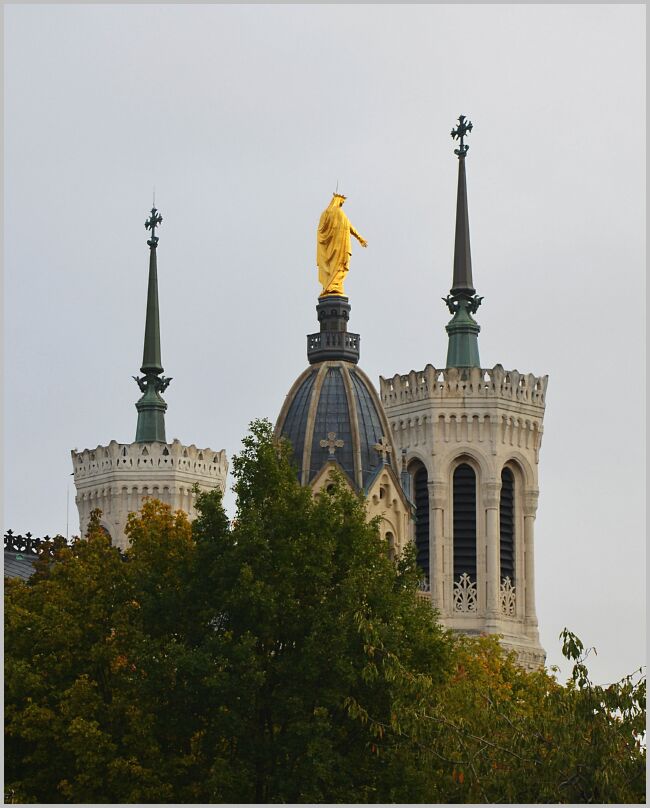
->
[71, 207, 227, 549]
[275, 290, 412, 557]
[380, 118, 548, 668]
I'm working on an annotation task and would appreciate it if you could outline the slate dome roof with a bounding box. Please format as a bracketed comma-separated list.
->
[276, 361, 396, 489]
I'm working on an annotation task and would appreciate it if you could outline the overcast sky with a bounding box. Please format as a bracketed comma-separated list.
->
[4, 4, 645, 686]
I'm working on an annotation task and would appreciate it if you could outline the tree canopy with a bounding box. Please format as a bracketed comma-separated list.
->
[5, 420, 646, 803]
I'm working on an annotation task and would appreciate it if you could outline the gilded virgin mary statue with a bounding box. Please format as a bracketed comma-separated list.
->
[317, 193, 367, 297]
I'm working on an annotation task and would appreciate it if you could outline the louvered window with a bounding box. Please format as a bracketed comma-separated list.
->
[500, 468, 515, 584]
[413, 465, 429, 584]
[453, 463, 476, 581]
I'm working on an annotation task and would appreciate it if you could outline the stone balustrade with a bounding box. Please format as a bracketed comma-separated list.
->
[4, 530, 45, 555]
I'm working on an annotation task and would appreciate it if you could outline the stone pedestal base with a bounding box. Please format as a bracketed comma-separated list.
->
[307, 296, 360, 364]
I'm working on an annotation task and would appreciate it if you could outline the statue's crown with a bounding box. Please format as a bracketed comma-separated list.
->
[333, 192, 347, 200]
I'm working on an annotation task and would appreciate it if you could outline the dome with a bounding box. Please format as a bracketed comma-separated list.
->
[276, 360, 397, 489]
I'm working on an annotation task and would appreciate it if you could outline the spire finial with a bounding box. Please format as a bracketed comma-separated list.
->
[451, 114, 473, 158]
[145, 206, 163, 248]
[443, 115, 482, 369]
[135, 204, 171, 442]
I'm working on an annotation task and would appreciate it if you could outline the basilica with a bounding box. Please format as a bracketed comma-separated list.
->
[8, 117, 549, 669]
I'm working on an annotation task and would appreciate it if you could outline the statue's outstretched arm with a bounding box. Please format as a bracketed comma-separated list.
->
[350, 225, 368, 248]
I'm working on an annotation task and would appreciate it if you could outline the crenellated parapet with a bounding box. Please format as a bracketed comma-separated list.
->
[71, 439, 228, 550]
[380, 364, 548, 408]
[72, 439, 227, 480]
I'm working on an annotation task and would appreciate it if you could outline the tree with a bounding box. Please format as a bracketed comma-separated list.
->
[409, 631, 646, 803]
[5, 420, 645, 803]
[5, 420, 451, 802]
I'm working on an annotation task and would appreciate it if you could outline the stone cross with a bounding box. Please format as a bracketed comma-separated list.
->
[145, 206, 163, 246]
[320, 431, 344, 457]
[373, 436, 392, 462]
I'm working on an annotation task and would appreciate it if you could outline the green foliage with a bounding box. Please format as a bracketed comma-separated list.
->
[5, 420, 450, 802]
[5, 419, 645, 803]
[415, 631, 646, 803]
[187, 419, 453, 802]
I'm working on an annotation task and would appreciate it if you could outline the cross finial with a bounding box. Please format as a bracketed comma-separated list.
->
[373, 436, 392, 463]
[451, 114, 473, 158]
[320, 431, 344, 457]
[145, 206, 163, 248]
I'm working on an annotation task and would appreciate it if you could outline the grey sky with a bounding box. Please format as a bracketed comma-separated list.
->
[4, 4, 645, 686]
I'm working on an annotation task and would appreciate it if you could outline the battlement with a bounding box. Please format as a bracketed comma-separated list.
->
[380, 364, 548, 409]
[70, 439, 228, 550]
[71, 439, 228, 481]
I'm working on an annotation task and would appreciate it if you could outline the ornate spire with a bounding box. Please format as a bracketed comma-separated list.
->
[443, 115, 483, 368]
[134, 206, 172, 442]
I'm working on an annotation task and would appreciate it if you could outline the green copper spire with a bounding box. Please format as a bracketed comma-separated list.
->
[443, 115, 483, 368]
[134, 206, 172, 442]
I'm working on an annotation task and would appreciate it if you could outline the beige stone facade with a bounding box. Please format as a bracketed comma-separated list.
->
[71, 439, 228, 550]
[380, 363, 548, 669]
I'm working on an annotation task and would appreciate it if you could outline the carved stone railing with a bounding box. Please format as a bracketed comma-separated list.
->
[500, 577, 516, 616]
[380, 364, 548, 408]
[4, 530, 44, 555]
[4, 530, 128, 561]
[307, 330, 360, 364]
[453, 572, 478, 613]
[72, 440, 228, 480]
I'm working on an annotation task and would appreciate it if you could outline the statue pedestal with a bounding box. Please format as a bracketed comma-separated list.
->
[307, 296, 360, 364]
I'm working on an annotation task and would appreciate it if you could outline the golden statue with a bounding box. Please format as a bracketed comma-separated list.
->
[317, 193, 367, 297]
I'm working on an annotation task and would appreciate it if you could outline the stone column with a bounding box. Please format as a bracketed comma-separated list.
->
[428, 480, 447, 613]
[523, 490, 539, 628]
[483, 480, 501, 621]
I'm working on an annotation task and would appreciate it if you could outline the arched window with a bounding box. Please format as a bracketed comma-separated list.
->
[453, 463, 477, 583]
[500, 467, 515, 584]
[410, 462, 429, 585]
